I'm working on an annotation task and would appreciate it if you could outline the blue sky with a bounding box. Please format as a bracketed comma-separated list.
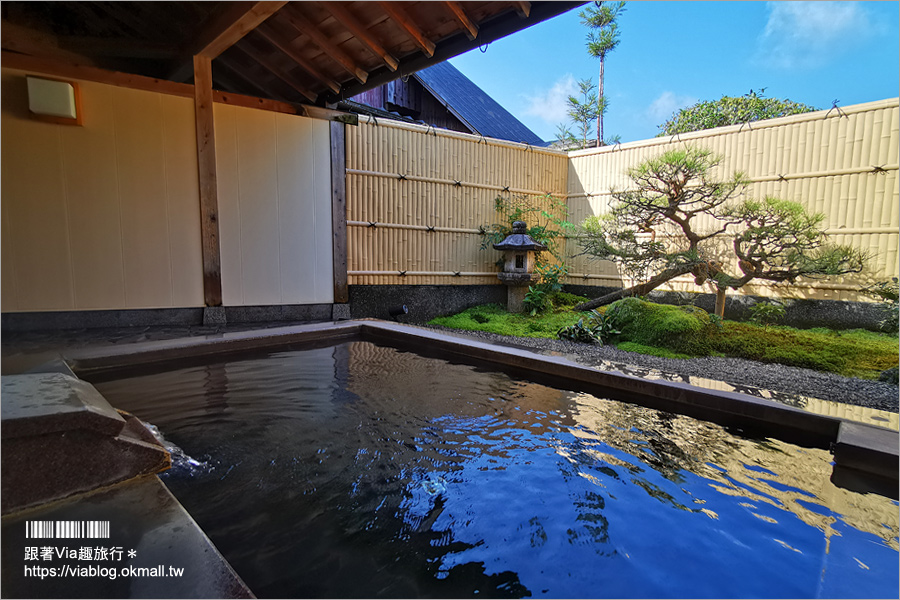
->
[449, 1, 900, 144]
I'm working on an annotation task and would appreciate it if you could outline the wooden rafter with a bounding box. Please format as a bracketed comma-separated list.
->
[83, 2, 147, 38]
[443, 2, 479, 41]
[254, 24, 341, 94]
[56, 36, 178, 60]
[513, 2, 532, 18]
[194, 1, 288, 59]
[166, 1, 287, 82]
[215, 56, 285, 100]
[0, 21, 97, 64]
[277, 5, 368, 84]
[322, 1, 399, 72]
[377, 2, 436, 58]
[233, 44, 318, 102]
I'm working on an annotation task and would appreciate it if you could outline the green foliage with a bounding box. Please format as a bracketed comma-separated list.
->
[429, 302, 585, 339]
[575, 148, 867, 311]
[431, 300, 899, 380]
[481, 194, 574, 266]
[537, 263, 567, 292]
[523, 286, 549, 316]
[579, 1, 626, 145]
[563, 78, 600, 149]
[557, 308, 622, 345]
[610, 297, 716, 356]
[557, 317, 602, 344]
[710, 322, 897, 379]
[657, 89, 818, 136]
[748, 300, 786, 329]
[862, 277, 899, 334]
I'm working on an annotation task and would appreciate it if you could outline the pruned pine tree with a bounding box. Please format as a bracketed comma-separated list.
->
[574, 148, 866, 314]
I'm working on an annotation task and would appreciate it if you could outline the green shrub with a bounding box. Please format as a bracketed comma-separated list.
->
[523, 286, 549, 315]
[748, 300, 786, 329]
[609, 297, 715, 356]
[557, 308, 622, 345]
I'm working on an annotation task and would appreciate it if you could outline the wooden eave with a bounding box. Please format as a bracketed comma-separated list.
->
[1, 1, 585, 108]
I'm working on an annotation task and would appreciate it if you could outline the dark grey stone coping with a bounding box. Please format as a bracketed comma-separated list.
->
[1, 475, 254, 599]
[60, 320, 897, 492]
[1, 373, 126, 439]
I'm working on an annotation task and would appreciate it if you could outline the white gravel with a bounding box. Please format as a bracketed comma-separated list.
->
[425, 325, 899, 413]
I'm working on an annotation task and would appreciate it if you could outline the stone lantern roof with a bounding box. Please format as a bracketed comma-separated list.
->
[492, 221, 548, 252]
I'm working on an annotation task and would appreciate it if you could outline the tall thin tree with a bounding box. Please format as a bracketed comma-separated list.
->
[580, 1, 626, 146]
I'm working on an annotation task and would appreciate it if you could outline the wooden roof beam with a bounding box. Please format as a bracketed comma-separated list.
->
[0, 21, 98, 65]
[215, 56, 286, 100]
[232, 44, 319, 103]
[378, 2, 436, 58]
[56, 36, 178, 60]
[278, 5, 368, 84]
[168, 1, 286, 82]
[194, 1, 288, 59]
[322, 1, 399, 71]
[513, 2, 532, 18]
[443, 2, 479, 41]
[254, 24, 341, 94]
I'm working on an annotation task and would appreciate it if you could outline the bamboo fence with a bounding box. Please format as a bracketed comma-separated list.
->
[566, 98, 899, 301]
[345, 98, 899, 301]
[345, 116, 568, 285]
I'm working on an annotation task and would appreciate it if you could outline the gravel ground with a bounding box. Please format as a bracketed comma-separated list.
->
[425, 324, 900, 413]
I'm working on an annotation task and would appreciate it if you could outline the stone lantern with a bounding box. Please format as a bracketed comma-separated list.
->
[493, 221, 547, 313]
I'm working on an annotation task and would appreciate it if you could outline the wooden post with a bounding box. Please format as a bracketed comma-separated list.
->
[331, 121, 349, 304]
[193, 54, 223, 307]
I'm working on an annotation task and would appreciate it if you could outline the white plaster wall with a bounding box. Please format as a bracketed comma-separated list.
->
[215, 103, 334, 306]
[1, 69, 204, 311]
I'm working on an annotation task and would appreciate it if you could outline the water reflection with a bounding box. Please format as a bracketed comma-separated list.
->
[96, 342, 899, 599]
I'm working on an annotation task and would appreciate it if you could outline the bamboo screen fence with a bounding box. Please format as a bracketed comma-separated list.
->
[344, 98, 898, 302]
[345, 116, 568, 285]
[566, 98, 899, 302]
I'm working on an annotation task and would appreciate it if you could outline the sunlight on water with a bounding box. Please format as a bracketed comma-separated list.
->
[96, 342, 899, 599]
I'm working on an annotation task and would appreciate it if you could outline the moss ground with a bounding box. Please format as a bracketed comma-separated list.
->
[428, 296, 899, 380]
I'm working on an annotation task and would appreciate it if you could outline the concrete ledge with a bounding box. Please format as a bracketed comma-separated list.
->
[66, 321, 363, 380]
[833, 421, 900, 480]
[1, 475, 253, 599]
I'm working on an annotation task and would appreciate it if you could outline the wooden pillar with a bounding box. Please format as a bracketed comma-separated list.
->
[193, 55, 223, 307]
[331, 121, 349, 304]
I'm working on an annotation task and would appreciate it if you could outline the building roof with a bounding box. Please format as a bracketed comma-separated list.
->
[414, 60, 545, 146]
[1, 1, 584, 109]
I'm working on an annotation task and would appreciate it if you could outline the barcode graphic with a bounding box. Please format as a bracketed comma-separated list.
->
[26, 521, 110, 539]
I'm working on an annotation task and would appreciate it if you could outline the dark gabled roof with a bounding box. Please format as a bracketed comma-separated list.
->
[414, 60, 545, 146]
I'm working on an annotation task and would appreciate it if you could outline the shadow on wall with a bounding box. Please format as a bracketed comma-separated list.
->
[349, 284, 507, 323]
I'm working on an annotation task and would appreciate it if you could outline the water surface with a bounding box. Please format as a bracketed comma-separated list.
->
[96, 341, 899, 598]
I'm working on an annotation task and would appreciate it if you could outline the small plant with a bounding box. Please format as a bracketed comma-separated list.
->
[557, 308, 621, 345]
[748, 300, 786, 329]
[708, 313, 724, 330]
[862, 277, 899, 334]
[557, 317, 600, 343]
[523, 286, 549, 316]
